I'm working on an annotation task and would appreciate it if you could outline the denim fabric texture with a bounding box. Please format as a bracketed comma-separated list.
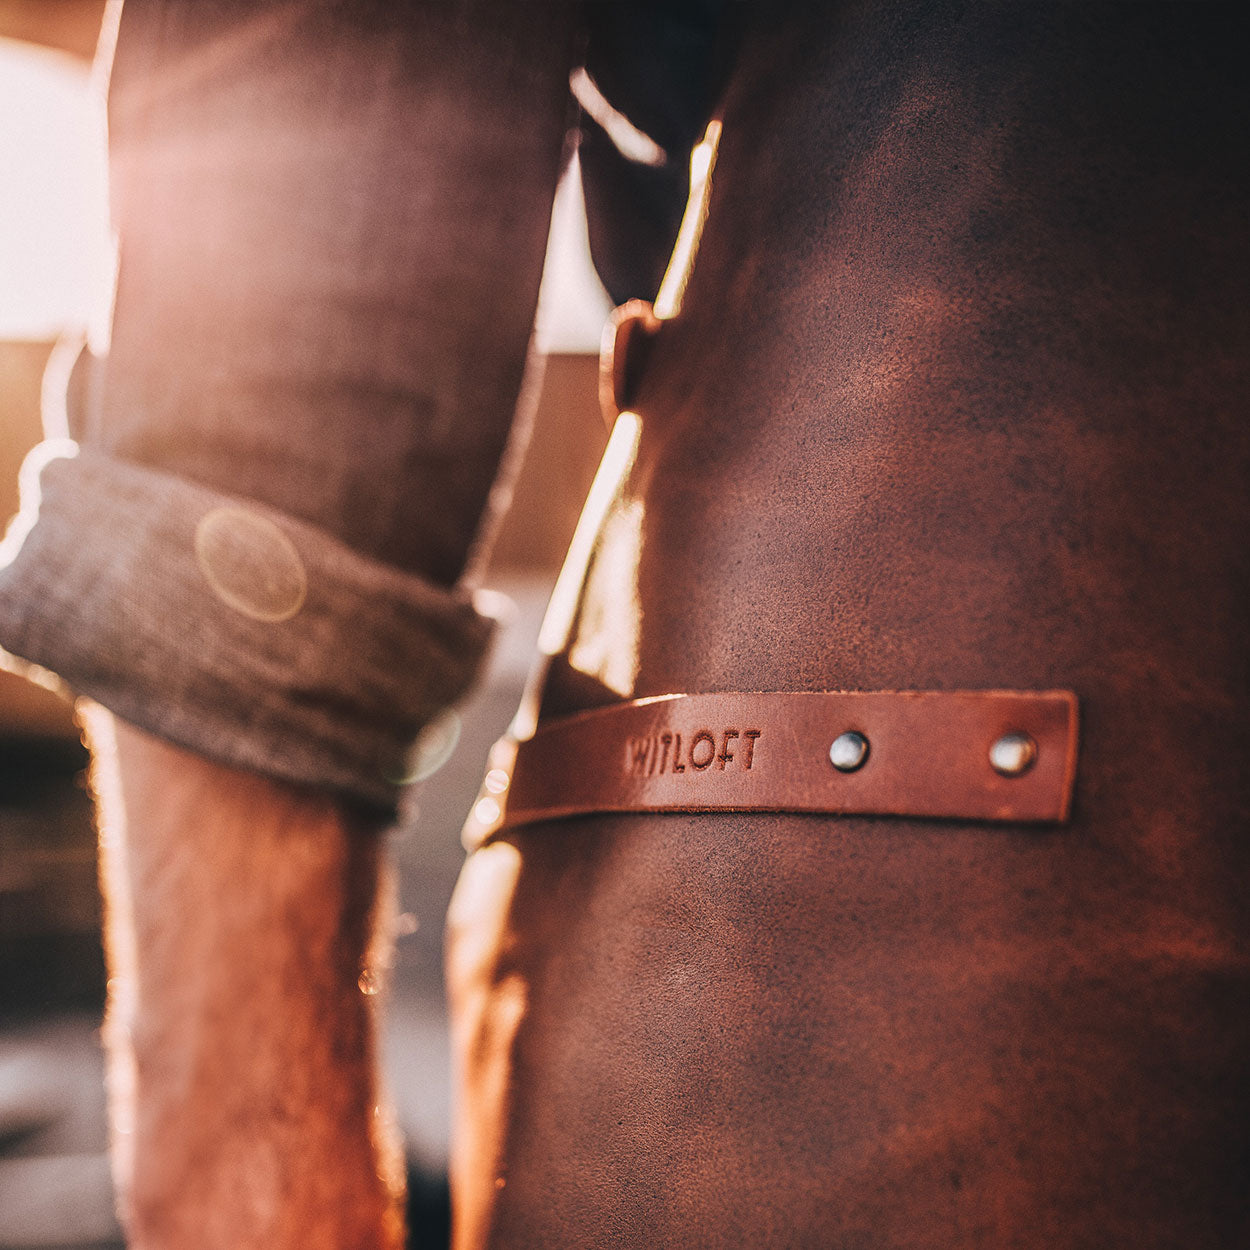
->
[0, 0, 726, 810]
[0, 444, 493, 806]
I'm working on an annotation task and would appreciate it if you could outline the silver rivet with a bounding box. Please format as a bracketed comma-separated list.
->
[989, 731, 1037, 777]
[829, 731, 870, 772]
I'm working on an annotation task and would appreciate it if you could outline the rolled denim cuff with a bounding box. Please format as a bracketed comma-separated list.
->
[0, 442, 495, 810]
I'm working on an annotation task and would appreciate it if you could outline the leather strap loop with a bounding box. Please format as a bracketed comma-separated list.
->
[464, 689, 1079, 843]
[598, 299, 661, 426]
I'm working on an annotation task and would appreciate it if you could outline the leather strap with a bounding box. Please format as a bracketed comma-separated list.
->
[464, 689, 1079, 843]
[599, 299, 660, 426]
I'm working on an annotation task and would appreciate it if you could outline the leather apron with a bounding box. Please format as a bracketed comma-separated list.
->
[447, 6, 1249, 1246]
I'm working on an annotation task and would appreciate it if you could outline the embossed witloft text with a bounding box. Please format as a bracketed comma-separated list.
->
[625, 728, 761, 776]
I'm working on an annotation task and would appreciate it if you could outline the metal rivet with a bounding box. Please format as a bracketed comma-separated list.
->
[989, 731, 1037, 777]
[829, 731, 870, 772]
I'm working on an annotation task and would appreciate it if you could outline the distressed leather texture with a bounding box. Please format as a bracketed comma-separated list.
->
[447, 5, 1250, 1247]
[474, 690, 1078, 834]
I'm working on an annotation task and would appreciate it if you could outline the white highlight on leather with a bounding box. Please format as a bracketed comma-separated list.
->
[567, 497, 644, 699]
[536, 412, 640, 662]
[194, 506, 307, 623]
[570, 67, 666, 168]
[654, 119, 722, 320]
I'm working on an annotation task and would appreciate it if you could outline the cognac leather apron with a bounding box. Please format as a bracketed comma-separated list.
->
[447, 6, 1249, 1246]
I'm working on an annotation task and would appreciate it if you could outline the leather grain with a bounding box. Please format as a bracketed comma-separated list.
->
[448, 5, 1250, 1247]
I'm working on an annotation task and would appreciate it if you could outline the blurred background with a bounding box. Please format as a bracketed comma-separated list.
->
[0, 3, 611, 1245]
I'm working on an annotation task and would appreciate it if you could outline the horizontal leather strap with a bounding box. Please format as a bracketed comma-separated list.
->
[463, 689, 1079, 843]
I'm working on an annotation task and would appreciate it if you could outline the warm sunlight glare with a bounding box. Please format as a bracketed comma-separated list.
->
[0, 36, 112, 343]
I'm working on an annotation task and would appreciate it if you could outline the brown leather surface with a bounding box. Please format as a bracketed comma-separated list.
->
[471, 690, 1077, 836]
[448, 6, 1250, 1247]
